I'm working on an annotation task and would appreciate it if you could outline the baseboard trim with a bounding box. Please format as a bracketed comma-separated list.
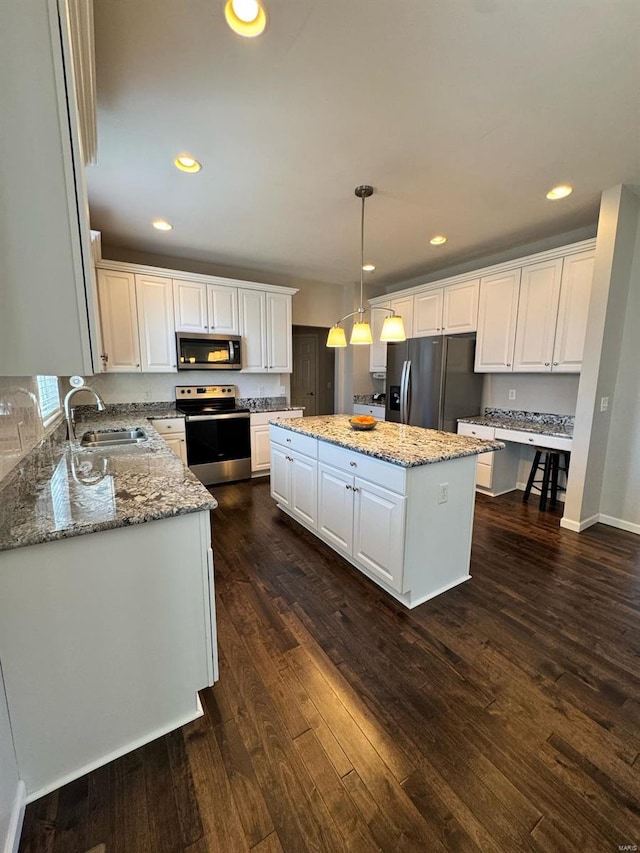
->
[4, 780, 25, 853]
[25, 702, 204, 804]
[598, 514, 640, 536]
[560, 514, 599, 532]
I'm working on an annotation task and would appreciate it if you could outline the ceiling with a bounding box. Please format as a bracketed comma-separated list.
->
[88, 0, 640, 291]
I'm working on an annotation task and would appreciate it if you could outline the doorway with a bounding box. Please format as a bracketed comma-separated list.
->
[291, 326, 335, 415]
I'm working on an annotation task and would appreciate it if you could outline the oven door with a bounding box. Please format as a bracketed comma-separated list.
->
[177, 333, 242, 370]
[184, 412, 251, 485]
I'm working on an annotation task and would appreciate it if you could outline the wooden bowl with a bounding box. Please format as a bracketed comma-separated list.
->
[349, 418, 377, 431]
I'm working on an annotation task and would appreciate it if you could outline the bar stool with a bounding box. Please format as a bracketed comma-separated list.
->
[522, 448, 570, 510]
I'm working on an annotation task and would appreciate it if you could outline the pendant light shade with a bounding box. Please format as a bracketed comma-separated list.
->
[326, 325, 347, 347]
[350, 322, 373, 345]
[380, 313, 406, 342]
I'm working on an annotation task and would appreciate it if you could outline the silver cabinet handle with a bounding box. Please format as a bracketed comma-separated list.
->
[528, 438, 534, 442]
[353, 486, 360, 493]
[349, 461, 357, 467]
[472, 430, 477, 435]
[545, 362, 550, 366]
[553, 361, 558, 366]
[286, 438, 291, 443]
[506, 362, 511, 367]
[345, 484, 352, 490]
[136, 363, 140, 368]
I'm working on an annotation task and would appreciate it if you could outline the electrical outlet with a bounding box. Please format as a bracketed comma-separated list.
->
[508, 389, 516, 401]
[438, 482, 449, 504]
[280, 385, 286, 395]
[600, 396, 609, 412]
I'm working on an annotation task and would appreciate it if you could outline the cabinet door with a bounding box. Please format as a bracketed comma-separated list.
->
[290, 450, 317, 529]
[370, 300, 390, 371]
[96, 269, 141, 372]
[552, 251, 594, 372]
[413, 290, 443, 337]
[164, 435, 187, 463]
[136, 274, 176, 372]
[251, 424, 271, 472]
[475, 270, 521, 372]
[353, 480, 406, 592]
[270, 444, 291, 506]
[266, 293, 292, 372]
[173, 280, 208, 333]
[443, 279, 479, 334]
[238, 289, 267, 372]
[513, 259, 562, 372]
[317, 464, 354, 556]
[207, 284, 238, 334]
[390, 295, 414, 339]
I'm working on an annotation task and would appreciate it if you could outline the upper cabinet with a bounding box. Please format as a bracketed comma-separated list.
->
[413, 280, 479, 338]
[389, 295, 414, 338]
[97, 271, 175, 373]
[174, 280, 239, 334]
[369, 301, 391, 372]
[238, 289, 293, 373]
[475, 249, 594, 373]
[0, 0, 100, 376]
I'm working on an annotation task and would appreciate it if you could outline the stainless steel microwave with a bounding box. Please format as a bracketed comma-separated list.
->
[176, 333, 242, 370]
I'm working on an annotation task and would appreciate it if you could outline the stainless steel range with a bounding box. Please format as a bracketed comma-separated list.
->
[175, 385, 251, 485]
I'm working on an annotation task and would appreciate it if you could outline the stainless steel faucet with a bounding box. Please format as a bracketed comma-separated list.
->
[64, 386, 106, 440]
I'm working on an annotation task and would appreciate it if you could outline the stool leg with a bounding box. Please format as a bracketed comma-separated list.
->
[550, 453, 559, 507]
[523, 450, 542, 503]
[539, 453, 552, 511]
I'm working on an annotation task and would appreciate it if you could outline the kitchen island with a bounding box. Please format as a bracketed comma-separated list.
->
[0, 414, 218, 801]
[269, 416, 503, 609]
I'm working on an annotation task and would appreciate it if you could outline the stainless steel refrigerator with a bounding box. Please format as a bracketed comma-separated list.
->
[385, 333, 483, 431]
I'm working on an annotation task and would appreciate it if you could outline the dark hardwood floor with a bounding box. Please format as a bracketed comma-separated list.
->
[19, 481, 640, 852]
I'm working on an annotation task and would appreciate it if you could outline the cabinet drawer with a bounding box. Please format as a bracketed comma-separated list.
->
[494, 428, 572, 452]
[475, 461, 493, 489]
[251, 409, 303, 427]
[318, 442, 406, 494]
[457, 422, 495, 441]
[150, 418, 185, 435]
[269, 424, 317, 458]
[353, 404, 385, 420]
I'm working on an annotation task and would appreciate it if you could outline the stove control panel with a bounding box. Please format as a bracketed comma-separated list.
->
[176, 385, 236, 400]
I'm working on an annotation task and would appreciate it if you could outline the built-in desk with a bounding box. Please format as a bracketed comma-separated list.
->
[458, 413, 573, 497]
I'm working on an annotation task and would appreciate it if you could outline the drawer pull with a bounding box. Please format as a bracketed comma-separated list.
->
[352, 487, 360, 493]
[528, 438, 534, 442]
[349, 461, 357, 467]
[472, 431, 476, 435]
[345, 484, 352, 490]
[286, 438, 291, 443]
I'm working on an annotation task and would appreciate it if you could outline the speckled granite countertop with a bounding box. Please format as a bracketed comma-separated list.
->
[248, 405, 304, 413]
[458, 408, 574, 439]
[270, 415, 504, 468]
[0, 415, 217, 553]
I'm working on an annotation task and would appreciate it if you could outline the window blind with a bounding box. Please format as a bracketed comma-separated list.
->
[36, 376, 61, 425]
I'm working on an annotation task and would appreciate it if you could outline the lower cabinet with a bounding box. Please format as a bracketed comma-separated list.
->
[270, 424, 476, 609]
[150, 418, 187, 464]
[251, 410, 303, 474]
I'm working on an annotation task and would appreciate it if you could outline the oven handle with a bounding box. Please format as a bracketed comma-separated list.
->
[185, 412, 250, 422]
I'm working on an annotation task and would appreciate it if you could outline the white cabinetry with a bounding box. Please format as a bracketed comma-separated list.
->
[239, 289, 293, 372]
[173, 280, 239, 334]
[269, 429, 317, 528]
[270, 425, 476, 609]
[353, 404, 385, 421]
[97, 270, 175, 373]
[476, 250, 594, 374]
[475, 270, 521, 372]
[369, 301, 390, 372]
[136, 275, 177, 372]
[96, 270, 141, 372]
[413, 280, 479, 338]
[151, 418, 187, 463]
[390, 294, 414, 338]
[250, 410, 303, 474]
[457, 422, 519, 496]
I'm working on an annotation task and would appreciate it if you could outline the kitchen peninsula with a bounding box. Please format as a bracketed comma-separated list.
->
[269, 416, 503, 608]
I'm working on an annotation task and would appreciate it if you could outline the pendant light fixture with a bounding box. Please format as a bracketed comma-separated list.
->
[326, 185, 406, 348]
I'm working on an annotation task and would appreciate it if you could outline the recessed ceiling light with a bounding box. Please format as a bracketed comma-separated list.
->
[546, 185, 573, 200]
[152, 219, 173, 231]
[362, 263, 376, 272]
[224, 0, 267, 37]
[174, 155, 202, 173]
[430, 235, 447, 246]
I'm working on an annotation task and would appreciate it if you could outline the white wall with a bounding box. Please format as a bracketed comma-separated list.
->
[600, 210, 640, 532]
[482, 374, 580, 415]
[61, 371, 286, 405]
[0, 663, 21, 853]
[563, 185, 640, 531]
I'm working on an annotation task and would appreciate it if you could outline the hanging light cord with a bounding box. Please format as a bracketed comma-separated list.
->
[358, 191, 365, 316]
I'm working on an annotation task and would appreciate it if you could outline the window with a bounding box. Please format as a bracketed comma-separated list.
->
[36, 376, 62, 426]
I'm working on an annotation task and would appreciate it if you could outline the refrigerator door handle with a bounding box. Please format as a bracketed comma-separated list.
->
[399, 361, 407, 423]
[401, 360, 412, 424]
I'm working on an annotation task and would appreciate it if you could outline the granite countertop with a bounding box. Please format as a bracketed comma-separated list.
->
[248, 405, 304, 413]
[270, 415, 504, 468]
[458, 408, 574, 439]
[0, 415, 217, 553]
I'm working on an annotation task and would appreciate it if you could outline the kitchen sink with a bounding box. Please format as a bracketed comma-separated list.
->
[80, 427, 149, 447]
